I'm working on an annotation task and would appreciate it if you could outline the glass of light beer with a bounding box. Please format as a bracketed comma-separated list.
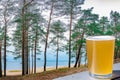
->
[86, 36, 115, 78]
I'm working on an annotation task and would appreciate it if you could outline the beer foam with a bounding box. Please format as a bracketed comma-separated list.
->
[86, 36, 115, 40]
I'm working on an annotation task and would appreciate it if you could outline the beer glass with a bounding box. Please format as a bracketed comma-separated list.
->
[86, 36, 115, 78]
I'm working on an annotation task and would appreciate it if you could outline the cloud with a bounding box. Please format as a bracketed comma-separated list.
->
[81, 0, 120, 17]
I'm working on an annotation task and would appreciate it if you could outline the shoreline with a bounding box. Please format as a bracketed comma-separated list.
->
[3, 65, 69, 76]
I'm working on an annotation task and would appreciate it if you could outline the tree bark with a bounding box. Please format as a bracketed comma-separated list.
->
[114, 16, 118, 59]
[4, 24, 7, 77]
[68, 3, 73, 68]
[21, 0, 34, 75]
[115, 46, 119, 59]
[22, 20, 25, 76]
[24, 5, 29, 74]
[21, 0, 26, 75]
[28, 49, 30, 74]
[0, 41, 2, 77]
[34, 29, 37, 73]
[25, 30, 29, 74]
[116, 47, 120, 59]
[44, 1, 54, 71]
[84, 53, 87, 67]
[56, 38, 59, 69]
[31, 44, 34, 74]
[75, 45, 78, 67]
[74, 32, 84, 67]
[74, 43, 82, 67]
[78, 53, 82, 67]
[3, 5, 8, 77]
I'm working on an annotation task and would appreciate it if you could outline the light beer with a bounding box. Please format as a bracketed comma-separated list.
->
[86, 36, 115, 78]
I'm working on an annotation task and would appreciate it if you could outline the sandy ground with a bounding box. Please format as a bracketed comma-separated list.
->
[3, 66, 67, 76]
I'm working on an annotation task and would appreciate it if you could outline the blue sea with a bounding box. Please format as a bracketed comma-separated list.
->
[2, 47, 86, 70]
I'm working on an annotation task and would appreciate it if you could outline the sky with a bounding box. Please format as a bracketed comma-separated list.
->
[81, 0, 120, 18]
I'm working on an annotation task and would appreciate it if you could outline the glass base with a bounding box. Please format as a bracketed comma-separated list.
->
[89, 72, 112, 79]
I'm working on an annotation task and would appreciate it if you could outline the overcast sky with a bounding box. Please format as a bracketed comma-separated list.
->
[81, 0, 120, 18]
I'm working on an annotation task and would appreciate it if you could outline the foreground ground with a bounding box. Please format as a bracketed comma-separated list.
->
[0, 67, 87, 80]
[0, 58, 120, 80]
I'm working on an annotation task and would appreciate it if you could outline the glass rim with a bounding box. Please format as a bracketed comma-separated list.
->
[86, 35, 115, 40]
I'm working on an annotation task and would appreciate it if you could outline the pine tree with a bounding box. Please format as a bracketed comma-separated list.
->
[73, 8, 99, 67]
[50, 20, 66, 69]
[64, 0, 84, 68]
[110, 11, 120, 59]
[13, 0, 45, 75]
[0, 0, 15, 76]
[43, 0, 54, 71]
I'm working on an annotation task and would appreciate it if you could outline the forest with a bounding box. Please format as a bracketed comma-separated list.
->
[0, 0, 120, 78]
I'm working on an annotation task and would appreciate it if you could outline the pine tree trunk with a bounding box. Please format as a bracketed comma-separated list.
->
[74, 32, 84, 67]
[24, 1, 29, 74]
[22, 24, 25, 75]
[22, 0, 26, 75]
[118, 49, 120, 58]
[74, 44, 82, 67]
[68, 3, 73, 68]
[44, 1, 54, 71]
[3, 3, 8, 76]
[34, 45, 36, 74]
[25, 31, 29, 74]
[23, 0, 34, 74]
[114, 19, 117, 59]
[21, 0, 34, 75]
[24, 32, 27, 75]
[75, 45, 78, 67]
[115, 47, 119, 59]
[3, 19, 7, 77]
[56, 38, 59, 69]
[56, 50, 58, 69]
[24, 53, 26, 75]
[0, 41, 2, 77]
[114, 48, 117, 59]
[31, 44, 34, 74]
[84, 53, 87, 67]
[78, 53, 81, 67]
[28, 49, 30, 74]
[34, 29, 37, 74]
[116, 47, 119, 59]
